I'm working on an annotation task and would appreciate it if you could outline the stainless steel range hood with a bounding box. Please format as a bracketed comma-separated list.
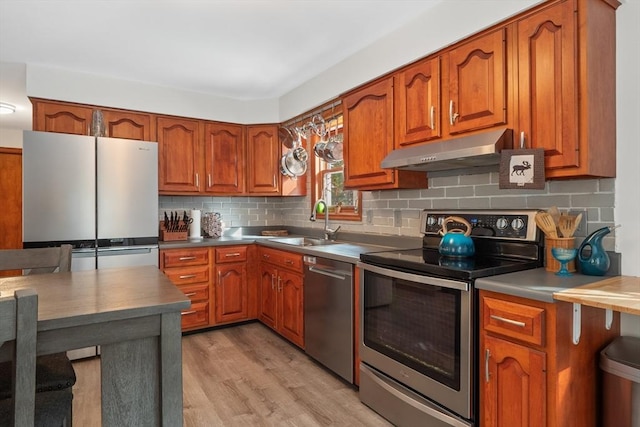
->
[381, 128, 513, 176]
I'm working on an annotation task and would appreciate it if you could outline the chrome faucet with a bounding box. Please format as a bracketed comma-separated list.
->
[310, 199, 341, 240]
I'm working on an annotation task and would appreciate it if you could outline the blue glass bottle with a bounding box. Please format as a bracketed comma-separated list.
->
[578, 226, 617, 276]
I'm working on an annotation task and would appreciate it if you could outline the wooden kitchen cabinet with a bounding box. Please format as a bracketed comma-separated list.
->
[160, 247, 211, 331]
[204, 122, 245, 194]
[214, 246, 249, 323]
[394, 56, 442, 147]
[246, 125, 280, 194]
[101, 109, 154, 141]
[342, 78, 426, 190]
[515, 0, 618, 178]
[446, 28, 508, 135]
[479, 290, 620, 427]
[157, 116, 202, 193]
[258, 247, 304, 348]
[32, 99, 93, 135]
[31, 99, 155, 140]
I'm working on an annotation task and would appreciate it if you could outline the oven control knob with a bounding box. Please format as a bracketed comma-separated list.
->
[437, 216, 445, 226]
[496, 217, 509, 230]
[511, 218, 525, 231]
[427, 216, 437, 226]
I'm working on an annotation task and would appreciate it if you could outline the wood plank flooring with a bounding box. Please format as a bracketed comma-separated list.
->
[71, 322, 393, 426]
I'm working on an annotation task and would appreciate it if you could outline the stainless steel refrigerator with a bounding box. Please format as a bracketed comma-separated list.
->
[22, 130, 159, 358]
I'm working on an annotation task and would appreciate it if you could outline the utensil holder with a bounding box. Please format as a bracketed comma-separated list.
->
[545, 237, 576, 272]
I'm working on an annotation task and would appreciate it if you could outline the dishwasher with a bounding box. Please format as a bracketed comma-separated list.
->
[303, 255, 354, 383]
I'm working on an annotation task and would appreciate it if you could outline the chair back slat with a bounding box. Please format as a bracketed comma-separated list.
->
[0, 245, 72, 275]
[0, 289, 38, 426]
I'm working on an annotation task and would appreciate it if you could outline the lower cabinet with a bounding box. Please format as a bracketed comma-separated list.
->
[479, 290, 620, 427]
[258, 247, 304, 348]
[160, 247, 211, 331]
[161, 245, 258, 332]
[214, 245, 251, 323]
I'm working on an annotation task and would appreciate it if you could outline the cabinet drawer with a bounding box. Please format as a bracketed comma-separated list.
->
[181, 301, 209, 330]
[216, 246, 248, 263]
[178, 283, 209, 303]
[259, 247, 303, 272]
[164, 265, 209, 285]
[482, 296, 545, 346]
[162, 248, 209, 267]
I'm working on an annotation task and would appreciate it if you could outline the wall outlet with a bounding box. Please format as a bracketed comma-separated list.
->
[567, 209, 588, 237]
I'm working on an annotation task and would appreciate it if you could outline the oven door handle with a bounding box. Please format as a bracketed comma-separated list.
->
[357, 262, 469, 292]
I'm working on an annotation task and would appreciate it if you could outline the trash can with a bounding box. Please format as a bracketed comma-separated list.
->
[600, 336, 640, 427]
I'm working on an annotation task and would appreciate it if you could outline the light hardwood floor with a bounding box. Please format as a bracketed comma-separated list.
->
[71, 322, 393, 426]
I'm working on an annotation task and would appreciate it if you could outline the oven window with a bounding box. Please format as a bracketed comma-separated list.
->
[363, 270, 461, 390]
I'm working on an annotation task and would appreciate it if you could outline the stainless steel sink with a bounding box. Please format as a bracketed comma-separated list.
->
[268, 237, 338, 247]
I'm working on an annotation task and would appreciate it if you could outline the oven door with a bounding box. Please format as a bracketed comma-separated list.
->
[359, 262, 473, 421]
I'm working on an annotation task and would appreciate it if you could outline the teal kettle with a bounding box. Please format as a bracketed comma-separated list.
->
[439, 216, 475, 257]
[578, 226, 618, 276]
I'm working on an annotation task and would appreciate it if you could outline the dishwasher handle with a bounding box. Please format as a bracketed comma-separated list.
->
[307, 265, 351, 281]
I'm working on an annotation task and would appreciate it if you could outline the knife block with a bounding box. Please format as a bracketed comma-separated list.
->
[159, 221, 188, 242]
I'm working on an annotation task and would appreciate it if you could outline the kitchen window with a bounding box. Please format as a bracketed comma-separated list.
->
[310, 113, 361, 221]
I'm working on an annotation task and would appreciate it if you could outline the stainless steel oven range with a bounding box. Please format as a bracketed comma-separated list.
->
[358, 209, 543, 427]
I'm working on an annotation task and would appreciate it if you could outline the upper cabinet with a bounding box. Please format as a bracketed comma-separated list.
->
[445, 28, 508, 135]
[31, 99, 154, 140]
[204, 122, 245, 194]
[32, 99, 93, 135]
[515, 0, 618, 178]
[157, 116, 202, 193]
[246, 125, 280, 195]
[394, 57, 442, 147]
[101, 110, 154, 141]
[342, 78, 427, 190]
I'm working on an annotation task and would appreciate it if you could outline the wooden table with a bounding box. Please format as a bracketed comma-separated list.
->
[553, 275, 640, 315]
[0, 265, 190, 426]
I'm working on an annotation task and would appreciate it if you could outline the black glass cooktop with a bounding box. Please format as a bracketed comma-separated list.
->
[360, 248, 541, 281]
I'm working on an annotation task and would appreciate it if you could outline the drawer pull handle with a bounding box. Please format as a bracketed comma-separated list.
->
[263, 254, 270, 259]
[271, 274, 276, 290]
[179, 256, 197, 261]
[485, 348, 491, 383]
[277, 276, 282, 292]
[184, 292, 197, 297]
[430, 105, 435, 130]
[225, 253, 241, 257]
[179, 274, 197, 279]
[181, 310, 196, 316]
[490, 314, 526, 327]
[285, 259, 293, 264]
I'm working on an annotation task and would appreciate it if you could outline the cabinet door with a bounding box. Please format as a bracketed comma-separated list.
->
[517, 0, 578, 172]
[102, 110, 154, 141]
[215, 263, 248, 323]
[157, 117, 201, 193]
[204, 122, 244, 194]
[277, 270, 304, 348]
[394, 57, 442, 147]
[246, 125, 279, 194]
[258, 263, 278, 329]
[343, 78, 395, 188]
[32, 100, 92, 135]
[447, 28, 507, 134]
[482, 335, 546, 427]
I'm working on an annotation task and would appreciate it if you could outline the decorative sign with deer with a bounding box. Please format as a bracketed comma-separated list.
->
[499, 147, 545, 189]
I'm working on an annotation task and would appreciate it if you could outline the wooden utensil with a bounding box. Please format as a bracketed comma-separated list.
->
[558, 213, 582, 238]
[535, 212, 558, 238]
[548, 206, 561, 230]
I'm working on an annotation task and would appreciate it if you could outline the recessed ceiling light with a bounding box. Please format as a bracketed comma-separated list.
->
[0, 102, 16, 115]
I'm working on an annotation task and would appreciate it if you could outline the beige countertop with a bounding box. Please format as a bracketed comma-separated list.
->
[553, 275, 640, 315]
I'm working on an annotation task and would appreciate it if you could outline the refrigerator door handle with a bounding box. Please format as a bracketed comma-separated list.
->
[97, 246, 157, 256]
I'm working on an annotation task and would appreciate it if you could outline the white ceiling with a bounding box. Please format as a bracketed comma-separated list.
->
[0, 0, 443, 131]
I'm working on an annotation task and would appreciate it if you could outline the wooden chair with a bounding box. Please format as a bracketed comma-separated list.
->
[0, 289, 71, 426]
[0, 246, 76, 426]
